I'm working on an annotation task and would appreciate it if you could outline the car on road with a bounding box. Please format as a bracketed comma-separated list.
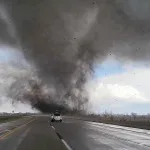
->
[51, 112, 62, 122]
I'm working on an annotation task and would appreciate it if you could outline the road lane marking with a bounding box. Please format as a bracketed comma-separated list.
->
[0, 118, 37, 139]
[49, 121, 72, 150]
[56, 132, 73, 150]
[56, 132, 62, 139]
[0, 129, 11, 134]
[51, 126, 55, 130]
[14, 127, 31, 150]
[1, 118, 37, 139]
[61, 139, 73, 150]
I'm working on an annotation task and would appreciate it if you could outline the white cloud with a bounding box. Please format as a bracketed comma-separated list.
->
[86, 67, 150, 114]
[0, 97, 39, 113]
[0, 46, 38, 113]
[0, 61, 38, 113]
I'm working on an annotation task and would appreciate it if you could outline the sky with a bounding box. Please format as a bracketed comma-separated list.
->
[86, 57, 150, 114]
[94, 59, 125, 78]
[0, 45, 39, 113]
[0, 46, 150, 114]
[1, 0, 150, 115]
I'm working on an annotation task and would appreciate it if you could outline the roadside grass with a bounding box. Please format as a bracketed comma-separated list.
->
[0, 116, 23, 123]
[70, 113, 150, 130]
[95, 120, 150, 130]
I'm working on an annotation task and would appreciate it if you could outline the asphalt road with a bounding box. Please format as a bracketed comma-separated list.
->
[0, 116, 67, 150]
[0, 116, 150, 150]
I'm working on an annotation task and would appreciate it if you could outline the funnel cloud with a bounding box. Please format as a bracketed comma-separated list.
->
[1, 0, 150, 112]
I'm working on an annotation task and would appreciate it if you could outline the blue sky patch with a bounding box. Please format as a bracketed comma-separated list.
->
[94, 59, 125, 78]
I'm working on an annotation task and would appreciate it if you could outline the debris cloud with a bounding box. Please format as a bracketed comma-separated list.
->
[1, 0, 150, 112]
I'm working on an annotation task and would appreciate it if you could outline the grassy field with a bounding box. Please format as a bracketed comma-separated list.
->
[96, 120, 150, 130]
[72, 113, 150, 130]
[0, 116, 23, 123]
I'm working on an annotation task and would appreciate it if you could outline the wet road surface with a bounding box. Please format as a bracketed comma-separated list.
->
[52, 117, 150, 150]
[0, 116, 150, 150]
[0, 116, 67, 150]
[0, 117, 34, 136]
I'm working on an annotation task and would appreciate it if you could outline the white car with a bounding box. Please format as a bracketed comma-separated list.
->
[51, 112, 62, 122]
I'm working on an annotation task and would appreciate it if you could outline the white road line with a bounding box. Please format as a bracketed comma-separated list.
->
[51, 126, 55, 130]
[61, 139, 72, 150]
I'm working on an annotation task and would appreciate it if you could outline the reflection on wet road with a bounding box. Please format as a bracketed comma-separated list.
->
[53, 117, 150, 150]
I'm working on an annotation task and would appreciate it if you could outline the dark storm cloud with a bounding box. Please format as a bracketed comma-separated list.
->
[1, 0, 150, 112]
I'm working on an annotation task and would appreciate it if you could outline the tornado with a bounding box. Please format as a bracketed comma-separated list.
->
[1, 0, 150, 112]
